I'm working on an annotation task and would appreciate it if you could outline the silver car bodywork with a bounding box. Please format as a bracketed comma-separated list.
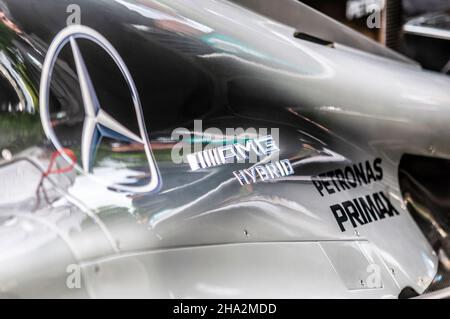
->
[0, 0, 449, 298]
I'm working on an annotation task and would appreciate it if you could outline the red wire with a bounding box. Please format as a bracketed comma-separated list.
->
[43, 148, 77, 177]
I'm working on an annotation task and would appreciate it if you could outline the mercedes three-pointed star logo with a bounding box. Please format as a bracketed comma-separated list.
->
[39, 25, 161, 193]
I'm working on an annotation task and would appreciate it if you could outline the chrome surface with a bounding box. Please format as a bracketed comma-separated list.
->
[0, 0, 448, 298]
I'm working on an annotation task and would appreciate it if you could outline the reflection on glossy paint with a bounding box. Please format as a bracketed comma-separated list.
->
[116, 0, 214, 34]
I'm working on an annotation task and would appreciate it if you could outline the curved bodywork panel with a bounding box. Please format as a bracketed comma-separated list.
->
[0, 0, 449, 298]
[231, 0, 417, 65]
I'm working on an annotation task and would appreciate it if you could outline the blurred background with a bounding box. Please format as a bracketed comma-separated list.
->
[302, 0, 450, 74]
